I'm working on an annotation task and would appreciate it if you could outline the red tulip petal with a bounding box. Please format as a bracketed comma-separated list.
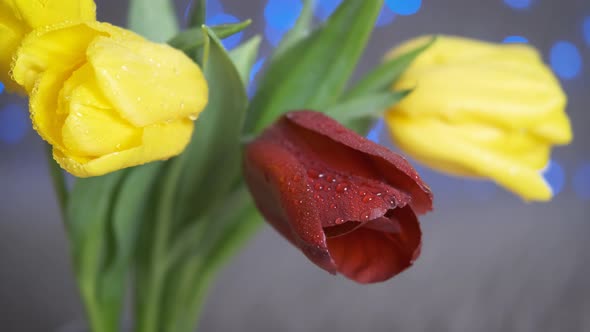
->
[244, 131, 337, 274]
[326, 206, 422, 283]
[285, 111, 433, 214]
[244, 111, 430, 282]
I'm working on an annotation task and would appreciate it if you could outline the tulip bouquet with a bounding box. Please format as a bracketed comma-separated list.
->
[0, 0, 572, 331]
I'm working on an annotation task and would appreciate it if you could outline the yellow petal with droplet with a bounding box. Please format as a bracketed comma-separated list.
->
[88, 36, 208, 126]
[0, 1, 26, 93]
[28, 69, 69, 149]
[0, 0, 96, 29]
[53, 119, 194, 177]
[60, 64, 140, 157]
[11, 21, 140, 93]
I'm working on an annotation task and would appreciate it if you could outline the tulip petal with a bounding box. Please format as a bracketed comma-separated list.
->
[88, 36, 208, 127]
[0, 2, 25, 93]
[244, 111, 432, 282]
[0, 0, 96, 29]
[54, 119, 194, 177]
[244, 128, 337, 273]
[29, 69, 69, 149]
[394, 63, 567, 134]
[386, 113, 552, 201]
[285, 111, 433, 214]
[11, 22, 140, 93]
[326, 206, 421, 283]
[60, 64, 141, 157]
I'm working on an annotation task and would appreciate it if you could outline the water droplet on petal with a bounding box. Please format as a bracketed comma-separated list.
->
[335, 183, 349, 193]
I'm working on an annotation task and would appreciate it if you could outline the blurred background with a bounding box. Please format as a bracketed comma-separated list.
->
[1, 0, 589, 331]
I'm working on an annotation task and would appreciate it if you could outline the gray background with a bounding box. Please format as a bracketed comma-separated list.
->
[1, 0, 589, 331]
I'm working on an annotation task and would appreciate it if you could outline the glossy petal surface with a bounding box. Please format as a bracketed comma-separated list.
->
[244, 111, 432, 283]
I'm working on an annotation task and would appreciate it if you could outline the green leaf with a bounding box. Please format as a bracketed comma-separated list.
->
[160, 185, 262, 332]
[175, 26, 249, 224]
[186, 0, 206, 28]
[245, 0, 384, 134]
[128, 0, 179, 42]
[229, 35, 262, 85]
[346, 36, 436, 99]
[66, 170, 128, 332]
[271, 0, 316, 60]
[325, 90, 410, 124]
[168, 20, 252, 53]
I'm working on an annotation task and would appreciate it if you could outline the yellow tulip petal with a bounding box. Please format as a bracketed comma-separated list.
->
[29, 69, 69, 149]
[393, 63, 566, 131]
[1, 0, 96, 29]
[385, 113, 552, 201]
[11, 22, 139, 93]
[54, 119, 194, 177]
[387, 35, 541, 71]
[532, 109, 573, 144]
[60, 64, 141, 157]
[0, 2, 26, 93]
[88, 36, 208, 127]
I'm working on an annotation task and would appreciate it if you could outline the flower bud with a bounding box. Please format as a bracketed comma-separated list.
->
[384, 35, 572, 201]
[244, 111, 433, 283]
[10, 22, 208, 176]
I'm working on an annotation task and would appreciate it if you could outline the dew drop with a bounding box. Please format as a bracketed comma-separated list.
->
[359, 190, 367, 197]
[335, 183, 349, 193]
[362, 195, 373, 203]
[335, 217, 344, 224]
[314, 183, 324, 191]
[330, 203, 337, 209]
[307, 169, 320, 178]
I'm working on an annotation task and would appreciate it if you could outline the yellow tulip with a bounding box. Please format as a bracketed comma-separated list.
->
[384, 36, 572, 201]
[0, 0, 96, 93]
[1, 1, 209, 177]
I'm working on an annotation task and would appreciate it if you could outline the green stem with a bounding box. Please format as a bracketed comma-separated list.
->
[136, 159, 184, 332]
[45, 144, 68, 217]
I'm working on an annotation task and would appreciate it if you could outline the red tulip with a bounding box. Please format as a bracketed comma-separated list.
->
[243, 111, 433, 283]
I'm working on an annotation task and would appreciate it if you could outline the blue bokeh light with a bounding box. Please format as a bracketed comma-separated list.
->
[0, 81, 4, 94]
[549, 41, 582, 80]
[503, 35, 528, 43]
[264, 0, 303, 30]
[583, 16, 590, 46]
[573, 163, 590, 200]
[265, 24, 286, 47]
[543, 160, 566, 196]
[366, 119, 384, 143]
[376, 6, 396, 27]
[207, 13, 243, 49]
[250, 57, 266, 83]
[385, 0, 422, 16]
[503, 0, 533, 10]
[315, 0, 342, 21]
[0, 103, 29, 144]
